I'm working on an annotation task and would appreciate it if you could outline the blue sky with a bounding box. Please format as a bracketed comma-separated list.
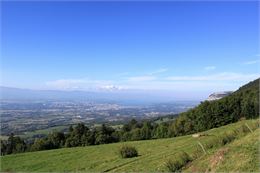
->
[1, 1, 259, 98]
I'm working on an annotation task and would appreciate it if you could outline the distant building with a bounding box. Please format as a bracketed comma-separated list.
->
[206, 91, 233, 101]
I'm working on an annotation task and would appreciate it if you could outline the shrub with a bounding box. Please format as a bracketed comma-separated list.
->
[119, 145, 138, 158]
[250, 121, 260, 131]
[220, 132, 236, 145]
[165, 151, 191, 172]
[165, 159, 182, 173]
[204, 137, 222, 149]
[179, 151, 192, 163]
[231, 123, 257, 139]
[191, 146, 203, 159]
[203, 131, 237, 148]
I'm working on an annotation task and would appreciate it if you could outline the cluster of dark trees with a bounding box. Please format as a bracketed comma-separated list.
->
[1, 78, 259, 155]
[0, 133, 27, 155]
[168, 78, 259, 136]
[0, 120, 172, 155]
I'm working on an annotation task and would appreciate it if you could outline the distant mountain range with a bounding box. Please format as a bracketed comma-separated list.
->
[0, 86, 199, 104]
[0, 86, 100, 100]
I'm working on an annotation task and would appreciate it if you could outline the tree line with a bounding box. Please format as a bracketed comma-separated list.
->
[1, 78, 259, 155]
[0, 119, 174, 155]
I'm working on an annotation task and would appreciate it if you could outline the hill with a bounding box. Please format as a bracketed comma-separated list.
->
[1, 119, 259, 172]
[183, 128, 259, 172]
[168, 78, 259, 137]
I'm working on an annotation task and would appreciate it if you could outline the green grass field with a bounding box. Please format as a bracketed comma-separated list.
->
[19, 125, 69, 139]
[1, 119, 259, 172]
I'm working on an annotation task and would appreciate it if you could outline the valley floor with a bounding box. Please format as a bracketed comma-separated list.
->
[1, 119, 259, 172]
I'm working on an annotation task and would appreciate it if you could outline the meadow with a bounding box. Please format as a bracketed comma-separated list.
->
[1, 119, 259, 172]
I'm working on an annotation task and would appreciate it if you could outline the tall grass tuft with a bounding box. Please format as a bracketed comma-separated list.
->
[191, 122, 259, 160]
[165, 151, 191, 172]
[119, 145, 138, 158]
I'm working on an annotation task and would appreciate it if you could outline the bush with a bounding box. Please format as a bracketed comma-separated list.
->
[119, 145, 138, 158]
[191, 146, 203, 159]
[165, 159, 182, 173]
[220, 132, 236, 145]
[250, 121, 260, 131]
[204, 137, 222, 149]
[165, 151, 191, 172]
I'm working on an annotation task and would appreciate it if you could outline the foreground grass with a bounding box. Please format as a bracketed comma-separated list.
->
[183, 128, 260, 172]
[1, 119, 259, 172]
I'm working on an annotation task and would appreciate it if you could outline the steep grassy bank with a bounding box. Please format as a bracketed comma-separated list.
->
[184, 128, 260, 172]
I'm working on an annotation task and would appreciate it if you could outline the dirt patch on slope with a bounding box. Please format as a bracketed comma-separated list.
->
[206, 148, 229, 172]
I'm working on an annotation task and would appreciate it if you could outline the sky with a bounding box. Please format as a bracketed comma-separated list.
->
[1, 1, 260, 99]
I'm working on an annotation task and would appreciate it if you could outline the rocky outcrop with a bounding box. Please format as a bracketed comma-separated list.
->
[207, 91, 233, 101]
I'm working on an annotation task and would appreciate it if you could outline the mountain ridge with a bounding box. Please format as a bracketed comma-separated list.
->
[206, 91, 233, 101]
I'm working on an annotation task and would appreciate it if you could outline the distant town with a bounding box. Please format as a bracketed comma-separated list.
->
[0, 100, 198, 136]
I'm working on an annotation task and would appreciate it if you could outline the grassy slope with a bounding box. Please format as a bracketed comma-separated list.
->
[1, 119, 259, 172]
[184, 128, 260, 172]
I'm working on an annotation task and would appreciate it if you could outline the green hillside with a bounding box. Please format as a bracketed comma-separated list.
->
[167, 78, 259, 137]
[1, 119, 259, 172]
[183, 128, 260, 172]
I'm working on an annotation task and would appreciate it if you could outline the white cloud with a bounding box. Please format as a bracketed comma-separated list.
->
[45, 72, 259, 92]
[165, 72, 259, 81]
[125, 68, 167, 83]
[149, 68, 168, 75]
[46, 78, 113, 90]
[127, 75, 156, 82]
[98, 85, 124, 91]
[204, 66, 216, 70]
[46, 78, 127, 91]
[46, 79, 86, 90]
[243, 60, 260, 65]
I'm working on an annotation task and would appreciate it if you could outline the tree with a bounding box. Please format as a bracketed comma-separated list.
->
[0, 140, 7, 155]
[154, 123, 168, 138]
[47, 131, 65, 148]
[5, 133, 26, 154]
[81, 130, 95, 146]
[140, 122, 152, 140]
[69, 125, 73, 133]
[31, 138, 48, 151]
[95, 124, 115, 144]
[131, 128, 142, 141]
[65, 123, 89, 147]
